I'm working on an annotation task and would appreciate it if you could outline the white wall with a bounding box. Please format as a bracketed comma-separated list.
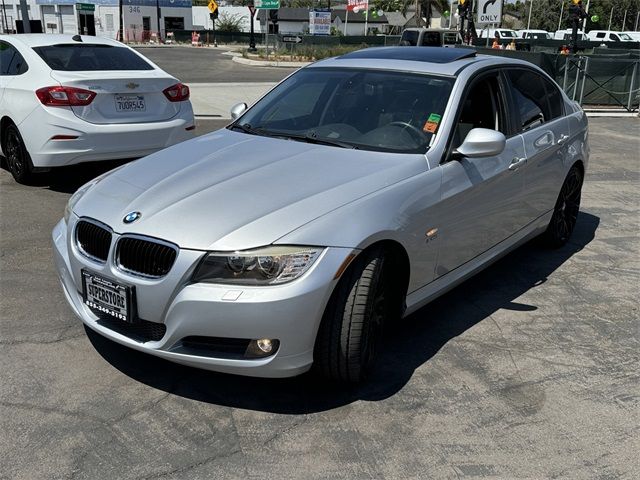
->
[123, 6, 193, 41]
[192, 6, 261, 33]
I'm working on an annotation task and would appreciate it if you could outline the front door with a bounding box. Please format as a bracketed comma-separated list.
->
[433, 71, 528, 278]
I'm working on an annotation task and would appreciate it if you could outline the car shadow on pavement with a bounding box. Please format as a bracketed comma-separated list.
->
[86, 212, 600, 414]
[0, 158, 131, 194]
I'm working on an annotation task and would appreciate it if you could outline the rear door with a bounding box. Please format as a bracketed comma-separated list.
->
[33, 43, 182, 124]
[504, 68, 570, 219]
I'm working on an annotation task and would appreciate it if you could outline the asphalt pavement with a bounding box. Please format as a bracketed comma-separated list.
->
[134, 46, 296, 84]
[0, 118, 639, 479]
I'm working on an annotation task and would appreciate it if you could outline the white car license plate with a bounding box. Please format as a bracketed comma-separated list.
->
[115, 94, 146, 112]
[82, 270, 133, 322]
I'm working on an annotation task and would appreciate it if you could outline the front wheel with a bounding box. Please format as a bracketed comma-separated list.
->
[314, 248, 388, 383]
[542, 165, 583, 248]
[4, 124, 33, 184]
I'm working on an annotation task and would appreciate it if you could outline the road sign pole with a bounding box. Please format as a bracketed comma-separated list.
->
[249, 5, 256, 52]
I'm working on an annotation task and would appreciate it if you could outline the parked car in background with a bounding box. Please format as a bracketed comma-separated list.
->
[477, 28, 518, 39]
[0, 34, 195, 183]
[553, 29, 588, 41]
[586, 30, 635, 42]
[399, 28, 462, 47]
[53, 47, 589, 383]
[518, 29, 552, 39]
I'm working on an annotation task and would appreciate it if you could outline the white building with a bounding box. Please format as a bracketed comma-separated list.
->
[1, 0, 193, 40]
[192, 5, 261, 33]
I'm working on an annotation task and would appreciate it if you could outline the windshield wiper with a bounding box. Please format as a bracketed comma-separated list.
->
[228, 123, 272, 136]
[271, 131, 358, 149]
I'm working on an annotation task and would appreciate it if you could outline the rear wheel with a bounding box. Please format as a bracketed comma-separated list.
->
[314, 248, 389, 383]
[542, 165, 583, 248]
[3, 124, 33, 184]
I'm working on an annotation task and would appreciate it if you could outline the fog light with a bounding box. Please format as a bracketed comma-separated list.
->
[244, 338, 280, 358]
[257, 338, 273, 353]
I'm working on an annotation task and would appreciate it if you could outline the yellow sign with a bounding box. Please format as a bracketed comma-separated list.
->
[208, 0, 218, 13]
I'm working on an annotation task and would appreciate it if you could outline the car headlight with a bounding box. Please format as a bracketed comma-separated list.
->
[193, 246, 323, 286]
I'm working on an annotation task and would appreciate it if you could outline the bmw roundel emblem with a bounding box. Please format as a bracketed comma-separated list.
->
[123, 211, 141, 224]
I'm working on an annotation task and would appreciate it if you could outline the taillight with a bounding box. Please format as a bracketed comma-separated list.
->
[36, 86, 96, 107]
[163, 83, 190, 102]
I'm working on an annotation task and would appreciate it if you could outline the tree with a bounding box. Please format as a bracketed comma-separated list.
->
[216, 12, 246, 32]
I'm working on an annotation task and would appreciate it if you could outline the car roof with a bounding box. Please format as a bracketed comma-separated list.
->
[309, 46, 534, 77]
[0, 34, 122, 48]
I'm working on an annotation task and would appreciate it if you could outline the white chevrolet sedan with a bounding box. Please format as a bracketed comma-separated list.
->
[0, 34, 195, 183]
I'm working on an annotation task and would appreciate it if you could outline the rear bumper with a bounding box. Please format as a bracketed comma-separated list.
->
[20, 104, 195, 168]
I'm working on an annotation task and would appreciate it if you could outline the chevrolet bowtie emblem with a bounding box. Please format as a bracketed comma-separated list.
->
[126, 82, 139, 89]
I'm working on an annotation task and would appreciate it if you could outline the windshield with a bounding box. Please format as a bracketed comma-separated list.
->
[618, 33, 632, 41]
[501, 30, 517, 38]
[400, 30, 419, 46]
[231, 68, 454, 153]
[32, 44, 154, 71]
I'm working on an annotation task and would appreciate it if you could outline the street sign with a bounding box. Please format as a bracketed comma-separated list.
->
[255, 0, 280, 9]
[477, 0, 502, 25]
[282, 35, 302, 43]
[76, 3, 95, 12]
[208, 0, 218, 14]
[309, 9, 331, 35]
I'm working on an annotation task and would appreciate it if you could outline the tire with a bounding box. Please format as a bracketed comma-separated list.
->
[541, 165, 583, 248]
[314, 248, 388, 383]
[3, 124, 33, 184]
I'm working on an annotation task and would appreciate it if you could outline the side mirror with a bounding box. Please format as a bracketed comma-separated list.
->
[230, 102, 248, 120]
[454, 128, 506, 158]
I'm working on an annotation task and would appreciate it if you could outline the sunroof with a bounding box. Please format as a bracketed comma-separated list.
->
[339, 47, 477, 64]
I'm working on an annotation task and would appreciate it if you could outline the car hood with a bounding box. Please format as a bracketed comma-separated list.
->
[74, 129, 427, 251]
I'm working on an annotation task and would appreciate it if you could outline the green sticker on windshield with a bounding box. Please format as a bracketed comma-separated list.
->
[424, 113, 442, 133]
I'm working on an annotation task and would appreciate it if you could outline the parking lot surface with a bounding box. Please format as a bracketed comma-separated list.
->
[133, 46, 296, 84]
[0, 117, 638, 479]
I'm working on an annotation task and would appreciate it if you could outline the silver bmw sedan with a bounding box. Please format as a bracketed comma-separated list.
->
[52, 47, 589, 382]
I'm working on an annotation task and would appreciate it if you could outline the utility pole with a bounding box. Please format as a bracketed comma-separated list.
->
[119, 0, 124, 41]
[18, 0, 30, 33]
[527, 0, 533, 30]
[156, 0, 162, 42]
[1, 0, 8, 33]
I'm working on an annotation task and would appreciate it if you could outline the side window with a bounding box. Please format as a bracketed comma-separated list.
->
[506, 69, 550, 131]
[611, 33, 620, 41]
[9, 50, 28, 75]
[541, 77, 564, 120]
[452, 74, 507, 149]
[0, 41, 16, 76]
[596, 32, 605, 38]
[0, 42, 28, 76]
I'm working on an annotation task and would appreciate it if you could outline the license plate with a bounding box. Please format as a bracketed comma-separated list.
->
[82, 270, 134, 323]
[115, 94, 145, 112]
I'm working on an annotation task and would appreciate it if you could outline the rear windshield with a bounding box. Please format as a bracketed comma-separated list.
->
[32, 44, 154, 71]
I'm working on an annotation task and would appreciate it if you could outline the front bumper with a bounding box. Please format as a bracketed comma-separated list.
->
[21, 104, 195, 168]
[52, 216, 353, 378]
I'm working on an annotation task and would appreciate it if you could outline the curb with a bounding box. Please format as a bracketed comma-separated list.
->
[232, 56, 310, 68]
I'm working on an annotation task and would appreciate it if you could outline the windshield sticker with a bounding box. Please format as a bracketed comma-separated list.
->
[423, 113, 442, 133]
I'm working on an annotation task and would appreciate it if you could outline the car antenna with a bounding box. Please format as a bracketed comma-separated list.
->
[72, 35, 83, 42]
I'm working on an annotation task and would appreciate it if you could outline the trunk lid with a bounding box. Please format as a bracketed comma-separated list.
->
[49, 70, 182, 124]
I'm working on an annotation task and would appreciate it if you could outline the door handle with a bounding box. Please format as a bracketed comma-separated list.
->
[557, 134, 569, 145]
[508, 157, 526, 171]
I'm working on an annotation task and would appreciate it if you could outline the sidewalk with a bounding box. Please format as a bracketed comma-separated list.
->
[189, 82, 275, 118]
